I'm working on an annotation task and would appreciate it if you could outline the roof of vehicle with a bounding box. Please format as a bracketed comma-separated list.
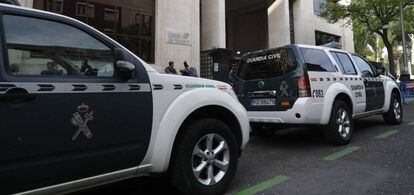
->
[240, 45, 293, 58]
[241, 44, 355, 58]
[0, 3, 156, 72]
[295, 44, 345, 51]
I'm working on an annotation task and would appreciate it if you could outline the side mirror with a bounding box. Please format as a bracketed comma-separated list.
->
[116, 61, 135, 81]
[375, 66, 385, 76]
[115, 48, 128, 61]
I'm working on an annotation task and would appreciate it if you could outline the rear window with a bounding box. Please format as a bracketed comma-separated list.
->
[237, 48, 297, 80]
[300, 48, 336, 72]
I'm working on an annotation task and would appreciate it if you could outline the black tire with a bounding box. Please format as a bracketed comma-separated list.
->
[323, 100, 353, 145]
[383, 93, 403, 125]
[170, 118, 239, 195]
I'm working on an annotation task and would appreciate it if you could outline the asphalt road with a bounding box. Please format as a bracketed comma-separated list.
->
[75, 105, 414, 195]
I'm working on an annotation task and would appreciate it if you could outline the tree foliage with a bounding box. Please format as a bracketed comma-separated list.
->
[352, 22, 376, 57]
[321, 0, 414, 76]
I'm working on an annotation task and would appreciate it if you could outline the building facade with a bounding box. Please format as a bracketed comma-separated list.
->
[228, 0, 354, 54]
[18, 0, 354, 74]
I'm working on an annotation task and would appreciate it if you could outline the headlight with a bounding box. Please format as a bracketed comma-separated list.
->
[227, 88, 238, 100]
[217, 84, 238, 100]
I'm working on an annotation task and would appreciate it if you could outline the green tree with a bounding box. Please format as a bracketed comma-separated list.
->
[353, 22, 376, 57]
[321, 0, 414, 76]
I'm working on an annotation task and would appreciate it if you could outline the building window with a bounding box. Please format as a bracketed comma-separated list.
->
[33, 0, 155, 63]
[135, 14, 141, 25]
[315, 31, 340, 46]
[125, 13, 153, 62]
[313, 0, 327, 15]
[104, 8, 119, 22]
[47, 0, 63, 13]
[76, 2, 94, 18]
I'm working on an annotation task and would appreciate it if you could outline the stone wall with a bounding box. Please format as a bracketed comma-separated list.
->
[153, 0, 201, 73]
[268, 0, 290, 48]
[268, 0, 355, 52]
[293, 0, 354, 52]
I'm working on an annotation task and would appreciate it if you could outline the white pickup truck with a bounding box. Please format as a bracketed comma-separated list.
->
[0, 4, 249, 195]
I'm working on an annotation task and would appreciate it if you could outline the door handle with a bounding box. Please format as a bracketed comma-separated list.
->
[0, 87, 36, 103]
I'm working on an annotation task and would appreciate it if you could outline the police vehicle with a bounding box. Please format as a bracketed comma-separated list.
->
[233, 44, 402, 145]
[0, 4, 249, 194]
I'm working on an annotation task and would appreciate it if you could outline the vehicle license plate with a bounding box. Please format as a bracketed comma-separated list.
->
[251, 98, 276, 106]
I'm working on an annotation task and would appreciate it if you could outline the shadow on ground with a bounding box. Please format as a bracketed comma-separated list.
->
[73, 175, 180, 195]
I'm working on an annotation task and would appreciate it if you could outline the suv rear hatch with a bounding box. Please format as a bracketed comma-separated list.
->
[233, 47, 306, 111]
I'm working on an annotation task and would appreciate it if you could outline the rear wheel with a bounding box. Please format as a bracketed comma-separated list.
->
[383, 93, 403, 125]
[170, 119, 238, 195]
[323, 100, 353, 145]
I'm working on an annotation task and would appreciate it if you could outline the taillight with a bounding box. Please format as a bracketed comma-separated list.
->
[232, 83, 237, 93]
[298, 75, 311, 97]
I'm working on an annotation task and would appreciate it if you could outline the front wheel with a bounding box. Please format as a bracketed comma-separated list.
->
[383, 93, 403, 125]
[323, 100, 353, 145]
[170, 119, 239, 195]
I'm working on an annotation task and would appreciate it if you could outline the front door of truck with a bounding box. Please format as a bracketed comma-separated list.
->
[352, 55, 385, 111]
[0, 13, 152, 194]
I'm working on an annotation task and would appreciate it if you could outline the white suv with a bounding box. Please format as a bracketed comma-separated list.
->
[234, 44, 402, 145]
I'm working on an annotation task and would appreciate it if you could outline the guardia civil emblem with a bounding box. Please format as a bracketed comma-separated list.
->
[71, 103, 94, 141]
[280, 81, 290, 97]
[258, 81, 265, 88]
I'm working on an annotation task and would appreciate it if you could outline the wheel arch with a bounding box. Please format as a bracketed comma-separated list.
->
[384, 87, 402, 112]
[141, 89, 249, 173]
[321, 84, 354, 124]
[383, 80, 402, 112]
[392, 88, 402, 101]
[174, 105, 243, 153]
[168, 105, 243, 170]
[335, 93, 354, 113]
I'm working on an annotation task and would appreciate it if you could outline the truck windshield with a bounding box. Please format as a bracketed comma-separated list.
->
[237, 48, 297, 80]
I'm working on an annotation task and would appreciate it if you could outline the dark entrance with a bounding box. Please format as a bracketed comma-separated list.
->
[226, 0, 276, 54]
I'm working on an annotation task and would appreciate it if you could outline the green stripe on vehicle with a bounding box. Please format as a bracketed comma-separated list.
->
[408, 121, 414, 126]
[236, 175, 290, 195]
[323, 146, 361, 161]
[375, 130, 399, 139]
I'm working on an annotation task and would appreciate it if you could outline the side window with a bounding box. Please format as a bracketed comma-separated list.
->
[330, 52, 357, 75]
[352, 55, 374, 77]
[3, 15, 114, 77]
[300, 48, 336, 72]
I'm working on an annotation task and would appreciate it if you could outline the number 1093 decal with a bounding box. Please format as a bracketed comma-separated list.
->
[312, 89, 324, 98]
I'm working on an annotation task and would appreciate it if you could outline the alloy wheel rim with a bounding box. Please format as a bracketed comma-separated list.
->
[336, 109, 351, 138]
[394, 101, 401, 121]
[192, 133, 230, 186]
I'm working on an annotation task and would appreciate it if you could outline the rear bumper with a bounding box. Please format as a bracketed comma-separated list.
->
[247, 98, 325, 125]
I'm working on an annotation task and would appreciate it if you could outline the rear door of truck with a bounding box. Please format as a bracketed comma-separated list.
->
[299, 47, 342, 103]
[234, 47, 302, 111]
